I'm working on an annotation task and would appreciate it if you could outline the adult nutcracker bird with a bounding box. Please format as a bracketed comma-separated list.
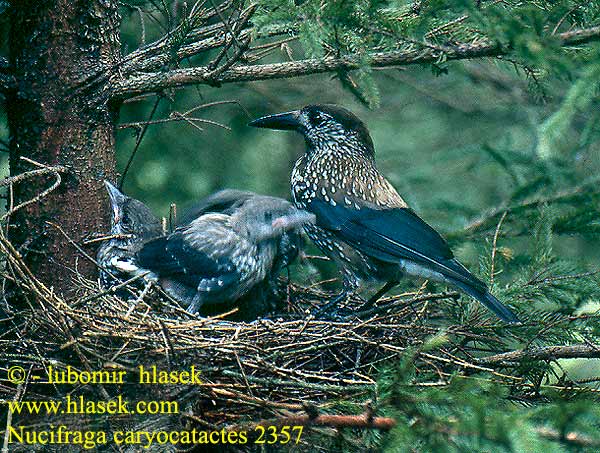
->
[97, 181, 163, 288]
[129, 195, 315, 314]
[249, 104, 519, 323]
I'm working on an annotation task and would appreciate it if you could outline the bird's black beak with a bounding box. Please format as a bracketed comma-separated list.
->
[248, 110, 302, 130]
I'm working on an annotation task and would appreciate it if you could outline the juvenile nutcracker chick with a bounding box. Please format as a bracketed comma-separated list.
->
[97, 181, 163, 288]
[179, 189, 306, 273]
[176, 189, 308, 318]
[132, 195, 315, 314]
[249, 104, 519, 323]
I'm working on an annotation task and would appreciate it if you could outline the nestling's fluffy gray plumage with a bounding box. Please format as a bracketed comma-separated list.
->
[132, 194, 315, 314]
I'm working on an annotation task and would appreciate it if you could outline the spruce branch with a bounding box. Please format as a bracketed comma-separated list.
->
[1, 157, 69, 221]
[123, 24, 250, 75]
[0, 74, 14, 96]
[112, 41, 502, 99]
[120, 0, 238, 75]
[455, 177, 600, 238]
[536, 427, 600, 448]
[239, 408, 397, 433]
[112, 25, 600, 100]
[478, 344, 600, 365]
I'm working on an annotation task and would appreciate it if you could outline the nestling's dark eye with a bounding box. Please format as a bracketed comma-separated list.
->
[264, 212, 272, 222]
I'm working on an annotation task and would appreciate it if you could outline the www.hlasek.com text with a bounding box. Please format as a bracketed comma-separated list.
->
[7, 395, 178, 416]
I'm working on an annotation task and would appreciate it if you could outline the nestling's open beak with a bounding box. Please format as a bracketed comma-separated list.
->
[248, 110, 302, 130]
[104, 181, 126, 206]
[104, 180, 126, 224]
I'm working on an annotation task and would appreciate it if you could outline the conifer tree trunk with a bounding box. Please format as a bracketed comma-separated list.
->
[7, 1, 120, 295]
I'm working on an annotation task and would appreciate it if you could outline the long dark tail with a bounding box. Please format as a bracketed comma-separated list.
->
[450, 279, 520, 323]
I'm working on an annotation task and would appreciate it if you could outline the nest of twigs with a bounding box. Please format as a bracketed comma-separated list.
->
[0, 215, 529, 451]
[3, 164, 600, 452]
[0, 163, 529, 452]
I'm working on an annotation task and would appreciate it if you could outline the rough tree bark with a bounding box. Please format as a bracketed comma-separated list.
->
[7, 1, 120, 295]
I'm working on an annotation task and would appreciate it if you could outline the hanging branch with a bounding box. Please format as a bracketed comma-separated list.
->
[117, 100, 241, 134]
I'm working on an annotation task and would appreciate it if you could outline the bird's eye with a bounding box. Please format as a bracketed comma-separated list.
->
[264, 212, 273, 222]
[308, 111, 325, 126]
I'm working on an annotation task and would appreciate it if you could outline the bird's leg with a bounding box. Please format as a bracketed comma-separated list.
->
[285, 265, 292, 311]
[313, 273, 357, 319]
[186, 293, 204, 315]
[266, 274, 280, 298]
[313, 289, 350, 318]
[359, 280, 399, 312]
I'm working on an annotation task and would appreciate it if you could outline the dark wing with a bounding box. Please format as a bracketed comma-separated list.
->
[136, 229, 239, 291]
[308, 199, 487, 292]
[178, 190, 255, 225]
